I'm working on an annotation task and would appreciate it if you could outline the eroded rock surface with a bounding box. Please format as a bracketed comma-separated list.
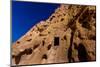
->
[12, 4, 96, 66]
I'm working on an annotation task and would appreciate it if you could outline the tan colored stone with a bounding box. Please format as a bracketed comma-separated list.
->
[12, 4, 96, 66]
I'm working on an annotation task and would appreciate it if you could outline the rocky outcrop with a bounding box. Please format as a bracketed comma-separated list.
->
[12, 4, 96, 66]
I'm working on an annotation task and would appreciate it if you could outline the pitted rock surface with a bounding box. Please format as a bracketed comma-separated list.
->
[12, 4, 96, 66]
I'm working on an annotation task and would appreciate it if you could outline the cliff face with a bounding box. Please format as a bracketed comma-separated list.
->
[12, 4, 96, 66]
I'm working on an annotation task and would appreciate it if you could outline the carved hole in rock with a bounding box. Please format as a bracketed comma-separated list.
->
[78, 43, 88, 62]
[14, 48, 33, 64]
[16, 41, 20, 44]
[48, 31, 50, 34]
[33, 44, 39, 49]
[49, 16, 55, 21]
[78, 33, 84, 39]
[14, 51, 25, 65]
[43, 25, 48, 27]
[61, 38, 63, 40]
[25, 48, 32, 55]
[64, 35, 66, 40]
[47, 44, 52, 50]
[30, 34, 32, 36]
[26, 39, 32, 42]
[39, 34, 43, 36]
[42, 40, 45, 46]
[42, 54, 47, 59]
[81, 20, 91, 29]
[12, 55, 15, 58]
[15, 55, 21, 64]
[61, 18, 64, 21]
[38, 28, 44, 32]
[91, 52, 95, 55]
[39, 33, 47, 36]
[54, 37, 59, 46]
[63, 13, 66, 16]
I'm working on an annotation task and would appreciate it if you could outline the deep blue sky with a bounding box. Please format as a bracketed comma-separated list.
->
[12, 1, 60, 43]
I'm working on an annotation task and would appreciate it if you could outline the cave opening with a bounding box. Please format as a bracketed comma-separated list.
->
[78, 43, 88, 62]
[54, 37, 59, 46]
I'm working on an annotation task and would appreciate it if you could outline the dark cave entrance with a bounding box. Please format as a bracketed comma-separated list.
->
[54, 37, 59, 46]
[78, 43, 88, 62]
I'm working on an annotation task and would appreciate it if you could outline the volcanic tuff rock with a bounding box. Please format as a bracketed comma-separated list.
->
[12, 4, 96, 66]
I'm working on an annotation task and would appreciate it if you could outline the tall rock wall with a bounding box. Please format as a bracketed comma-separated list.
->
[12, 4, 96, 66]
